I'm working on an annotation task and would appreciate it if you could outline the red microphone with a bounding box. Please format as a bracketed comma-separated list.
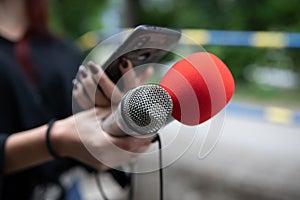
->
[103, 52, 235, 136]
[160, 52, 235, 125]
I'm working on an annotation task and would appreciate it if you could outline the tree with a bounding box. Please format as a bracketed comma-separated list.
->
[49, 0, 108, 39]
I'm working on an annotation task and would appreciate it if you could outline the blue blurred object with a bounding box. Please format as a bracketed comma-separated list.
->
[66, 181, 82, 200]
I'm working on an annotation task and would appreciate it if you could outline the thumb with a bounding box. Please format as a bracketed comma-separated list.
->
[95, 107, 112, 120]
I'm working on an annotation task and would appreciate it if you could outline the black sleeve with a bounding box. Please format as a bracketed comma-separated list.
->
[0, 133, 9, 196]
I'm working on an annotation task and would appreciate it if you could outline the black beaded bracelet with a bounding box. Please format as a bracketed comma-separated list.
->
[46, 119, 62, 159]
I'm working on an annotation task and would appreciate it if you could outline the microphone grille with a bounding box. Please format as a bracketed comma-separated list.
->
[121, 84, 173, 135]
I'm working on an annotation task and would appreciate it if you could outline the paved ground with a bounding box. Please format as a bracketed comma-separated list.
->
[77, 104, 300, 200]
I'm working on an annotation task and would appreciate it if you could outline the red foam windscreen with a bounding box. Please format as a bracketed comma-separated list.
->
[160, 52, 235, 125]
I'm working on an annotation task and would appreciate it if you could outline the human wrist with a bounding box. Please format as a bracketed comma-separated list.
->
[50, 118, 71, 158]
[45, 119, 62, 159]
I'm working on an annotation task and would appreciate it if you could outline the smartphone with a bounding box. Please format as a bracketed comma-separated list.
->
[102, 25, 181, 87]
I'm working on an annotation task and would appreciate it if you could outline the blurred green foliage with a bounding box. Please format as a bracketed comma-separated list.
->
[136, 0, 300, 80]
[49, 0, 300, 38]
[138, 0, 300, 31]
[48, 0, 300, 106]
[49, 0, 107, 39]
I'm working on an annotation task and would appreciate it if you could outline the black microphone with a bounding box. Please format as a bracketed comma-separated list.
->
[102, 84, 173, 137]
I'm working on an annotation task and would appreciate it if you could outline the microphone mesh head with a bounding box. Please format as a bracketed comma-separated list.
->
[121, 84, 173, 135]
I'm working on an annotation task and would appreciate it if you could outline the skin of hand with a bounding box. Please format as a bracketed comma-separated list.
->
[73, 58, 154, 110]
[4, 59, 154, 174]
[69, 59, 154, 170]
[51, 108, 153, 171]
[1, 1, 154, 174]
[4, 96, 153, 174]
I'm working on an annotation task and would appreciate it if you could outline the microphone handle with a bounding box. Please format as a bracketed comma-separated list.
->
[102, 109, 175, 137]
[102, 111, 126, 137]
[102, 105, 144, 137]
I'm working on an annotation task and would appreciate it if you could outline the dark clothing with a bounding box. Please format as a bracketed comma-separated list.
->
[0, 35, 82, 199]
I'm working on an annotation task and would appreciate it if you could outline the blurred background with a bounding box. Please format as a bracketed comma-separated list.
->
[49, 0, 300, 199]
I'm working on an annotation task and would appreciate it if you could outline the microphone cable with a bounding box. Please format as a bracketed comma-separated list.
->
[94, 166, 134, 200]
[94, 171, 109, 200]
[152, 134, 164, 200]
[94, 133, 164, 200]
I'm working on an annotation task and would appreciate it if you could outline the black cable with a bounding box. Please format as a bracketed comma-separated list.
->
[94, 169, 133, 200]
[154, 134, 164, 200]
[94, 172, 109, 200]
[95, 134, 164, 200]
[128, 164, 134, 200]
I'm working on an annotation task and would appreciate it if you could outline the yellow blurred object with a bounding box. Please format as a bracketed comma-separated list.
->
[265, 107, 293, 125]
[77, 31, 100, 50]
[182, 29, 210, 45]
[250, 32, 287, 48]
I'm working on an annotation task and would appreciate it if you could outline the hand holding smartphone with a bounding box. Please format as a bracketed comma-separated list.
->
[102, 25, 181, 88]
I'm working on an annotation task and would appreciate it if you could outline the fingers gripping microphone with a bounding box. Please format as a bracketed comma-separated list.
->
[102, 52, 235, 136]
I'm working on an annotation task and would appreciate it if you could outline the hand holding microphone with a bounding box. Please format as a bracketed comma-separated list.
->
[71, 52, 234, 169]
[72, 59, 155, 169]
[74, 52, 234, 137]
[70, 48, 235, 200]
[71, 33, 235, 199]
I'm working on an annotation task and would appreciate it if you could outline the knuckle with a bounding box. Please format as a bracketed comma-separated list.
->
[82, 78, 94, 87]
[73, 91, 82, 100]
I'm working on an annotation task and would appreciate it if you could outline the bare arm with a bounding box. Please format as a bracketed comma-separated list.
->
[4, 124, 50, 174]
[4, 59, 154, 175]
[4, 108, 153, 175]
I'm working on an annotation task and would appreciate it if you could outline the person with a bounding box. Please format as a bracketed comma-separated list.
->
[0, 0, 153, 199]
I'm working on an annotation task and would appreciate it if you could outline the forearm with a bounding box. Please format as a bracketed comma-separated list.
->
[3, 116, 85, 174]
[3, 113, 97, 174]
[4, 124, 53, 174]
[3, 108, 153, 175]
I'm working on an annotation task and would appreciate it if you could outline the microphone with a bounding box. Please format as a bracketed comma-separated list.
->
[102, 84, 173, 137]
[102, 52, 235, 136]
[160, 52, 235, 125]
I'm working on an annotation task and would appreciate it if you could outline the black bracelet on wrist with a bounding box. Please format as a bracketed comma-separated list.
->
[46, 118, 62, 159]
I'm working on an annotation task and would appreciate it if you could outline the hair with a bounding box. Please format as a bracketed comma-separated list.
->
[14, 0, 52, 85]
